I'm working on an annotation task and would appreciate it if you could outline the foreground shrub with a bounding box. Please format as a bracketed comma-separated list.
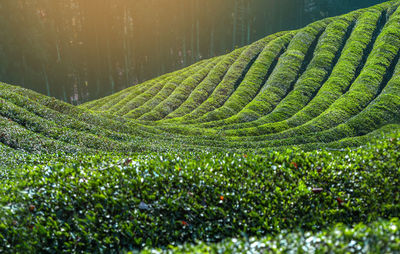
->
[1, 133, 399, 252]
[142, 218, 400, 254]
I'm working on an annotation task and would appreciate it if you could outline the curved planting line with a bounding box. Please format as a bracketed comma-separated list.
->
[279, 123, 400, 152]
[105, 73, 179, 114]
[194, 32, 295, 125]
[264, 5, 400, 141]
[95, 75, 169, 112]
[164, 48, 244, 120]
[138, 57, 221, 121]
[156, 32, 287, 125]
[153, 19, 330, 137]
[0, 83, 191, 143]
[0, 85, 218, 150]
[0, 114, 83, 154]
[0, 83, 169, 140]
[111, 75, 175, 116]
[0, 82, 127, 126]
[222, 123, 400, 152]
[103, 59, 209, 114]
[123, 60, 211, 119]
[79, 74, 165, 111]
[214, 8, 400, 148]
[148, 13, 399, 148]
[0, 84, 132, 133]
[112, 60, 207, 117]
[0, 90, 152, 145]
[81, 79, 150, 111]
[183, 76, 400, 150]
[0, 98, 150, 153]
[239, 74, 400, 150]
[79, 99, 99, 110]
[305, 52, 400, 144]
[176, 33, 281, 122]
[201, 13, 359, 130]
[223, 7, 387, 138]
[106, 65, 199, 114]
[217, 13, 359, 132]
[215, 19, 330, 126]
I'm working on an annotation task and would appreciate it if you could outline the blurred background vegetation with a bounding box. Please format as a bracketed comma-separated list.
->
[0, 0, 385, 104]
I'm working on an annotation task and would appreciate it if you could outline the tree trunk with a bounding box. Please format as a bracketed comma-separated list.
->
[232, 0, 238, 49]
[42, 63, 51, 97]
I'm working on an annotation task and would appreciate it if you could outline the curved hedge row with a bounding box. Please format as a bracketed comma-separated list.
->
[82, 70, 173, 112]
[194, 32, 295, 125]
[200, 12, 358, 129]
[123, 60, 211, 119]
[159, 49, 243, 121]
[0, 3, 398, 156]
[222, 19, 330, 124]
[235, 4, 400, 144]
[139, 58, 221, 121]
[102, 75, 171, 114]
[179, 32, 291, 123]
[148, 4, 391, 140]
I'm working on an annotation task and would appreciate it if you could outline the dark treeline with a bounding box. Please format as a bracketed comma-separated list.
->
[0, 0, 385, 104]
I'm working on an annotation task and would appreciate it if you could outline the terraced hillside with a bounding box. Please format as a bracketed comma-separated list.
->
[0, 1, 399, 153]
[1, 1, 400, 253]
[79, 0, 400, 151]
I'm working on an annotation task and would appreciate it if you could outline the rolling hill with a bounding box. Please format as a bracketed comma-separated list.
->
[0, 1, 399, 153]
[77, 0, 400, 151]
[1, 1, 400, 253]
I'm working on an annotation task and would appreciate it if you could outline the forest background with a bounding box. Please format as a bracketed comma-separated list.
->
[0, 0, 385, 104]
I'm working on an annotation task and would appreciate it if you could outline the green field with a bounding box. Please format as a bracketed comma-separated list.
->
[1, 1, 400, 253]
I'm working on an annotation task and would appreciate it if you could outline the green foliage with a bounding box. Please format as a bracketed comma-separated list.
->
[202, 12, 358, 130]
[1, 1, 400, 252]
[181, 31, 291, 122]
[164, 49, 244, 120]
[196, 31, 295, 124]
[141, 218, 400, 253]
[1, 133, 400, 252]
[140, 58, 221, 121]
[124, 60, 211, 119]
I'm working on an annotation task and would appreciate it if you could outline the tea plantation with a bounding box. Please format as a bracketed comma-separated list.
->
[1, 1, 400, 253]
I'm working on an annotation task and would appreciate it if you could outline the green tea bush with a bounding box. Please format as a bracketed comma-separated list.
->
[164, 49, 244, 120]
[238, 5, 400, 143]
[213, 14, 358, 132]
[176, 36, 274, 122]
[196, 32, 295, 124]
[1, 133, 399, 252]
[140, 58, 221, 121]
[222, 7, 387, 137]
[91, 75, 166, 112]
[228, 19, 330, 123]
[142, 218, 400, 253]
[100, 75, 170, 113]
[124, 61, 210, 119]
